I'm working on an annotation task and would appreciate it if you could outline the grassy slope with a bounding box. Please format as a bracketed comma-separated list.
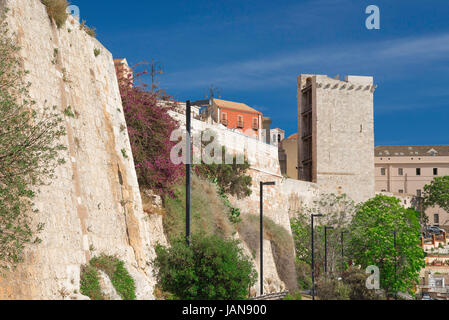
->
[162, 175, 298, 293]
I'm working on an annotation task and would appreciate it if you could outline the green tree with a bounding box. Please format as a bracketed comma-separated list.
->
[348, 195, 425, 298]
[0, 13, 66, 270]
[423, 176, 449, 213]
[291, 193, 355, 280]
[152, 234, 257, 300]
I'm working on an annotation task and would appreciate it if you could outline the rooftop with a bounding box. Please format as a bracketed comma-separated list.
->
[375, 145, 449, 157]
[212, 98, 262, 115]
[285, 133, 299, 141]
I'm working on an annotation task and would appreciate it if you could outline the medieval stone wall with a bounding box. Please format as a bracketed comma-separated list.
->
[0, 0, 325, 300]
[0, 0, 158, 300]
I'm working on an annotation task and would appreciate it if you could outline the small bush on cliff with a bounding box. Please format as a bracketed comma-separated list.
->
[152, 234, 257, 300]
[80, 264, 103, 300]
[118, 67, 184, 197]
[195, 135, 252, 199]
[0, 13, 66, 271]
[79, 20, 96, 38]
[90, 255, 136, 300]
[80, 255, 136, 300]
[41, 0, 69, 28]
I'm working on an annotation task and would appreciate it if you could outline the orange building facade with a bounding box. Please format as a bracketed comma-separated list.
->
[205, 98, 263, 140]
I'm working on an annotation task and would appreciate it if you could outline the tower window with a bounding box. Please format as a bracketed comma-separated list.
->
[416, 168, 421, 176]
[381, 168, 386, 176]
[435, 214, 440, 225]
[434, 168, 438, 176]
[398, 168, 404, 176]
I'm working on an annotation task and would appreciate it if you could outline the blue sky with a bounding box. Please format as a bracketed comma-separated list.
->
[74, 0, 449, 145]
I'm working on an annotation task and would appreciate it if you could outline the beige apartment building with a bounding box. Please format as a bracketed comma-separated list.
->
[279, 133, 299, 179]
[297, 74, 376, 203]
[375, 145, 449, 227]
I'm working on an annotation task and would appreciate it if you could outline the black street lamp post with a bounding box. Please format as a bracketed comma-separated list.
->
[186, 101, 191, 246]
[340, 230, 349, 276]
[311, 214, 323, 300]
[260, 181, 276, 296]
[325, 226, 334, 274]
[394, 230, 398, 300]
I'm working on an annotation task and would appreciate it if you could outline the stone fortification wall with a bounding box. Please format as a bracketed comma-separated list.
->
[0, 0, 157, 299]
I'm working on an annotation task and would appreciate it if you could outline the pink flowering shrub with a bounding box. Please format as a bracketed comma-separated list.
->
[118, 69, 184, 197]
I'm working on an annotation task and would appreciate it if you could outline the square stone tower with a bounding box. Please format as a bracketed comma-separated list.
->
[297, 74, 376, 203]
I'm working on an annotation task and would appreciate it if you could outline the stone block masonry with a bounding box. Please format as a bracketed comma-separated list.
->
[0, 0, 157, 299]
[297, 74, 376, 204]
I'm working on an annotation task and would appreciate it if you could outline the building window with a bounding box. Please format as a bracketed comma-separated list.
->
[381, 189, 387, 192]
[381, 168, 386, 176]
[221, 112, 228, 126]
[434, 214, 440, 225]
[434, 168, 438, 176]
[398, 168, 404, 176]
[252, 117, 258, 130]
[237, 116, 244, 128]
[417, 190, 422, 197]
[399, 190, 404, 194]
[416, 168, 421, 176]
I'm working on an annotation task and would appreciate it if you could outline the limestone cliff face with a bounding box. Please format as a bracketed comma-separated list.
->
[0, 0, 157, 299]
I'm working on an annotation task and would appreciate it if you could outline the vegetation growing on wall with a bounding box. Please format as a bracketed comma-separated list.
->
[41, 0, 69, 28]
[195, 139, 252, 199]
[80, 264, 103, 300]
[152, 234, 257, 300]
[118, 67, 184, 197]
[79, 20, 96, 38]
[80, 255, 136, 300]
[0, 13, 66, 271]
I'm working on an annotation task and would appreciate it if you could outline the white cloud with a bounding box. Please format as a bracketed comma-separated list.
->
[162, 32, 449, 91]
